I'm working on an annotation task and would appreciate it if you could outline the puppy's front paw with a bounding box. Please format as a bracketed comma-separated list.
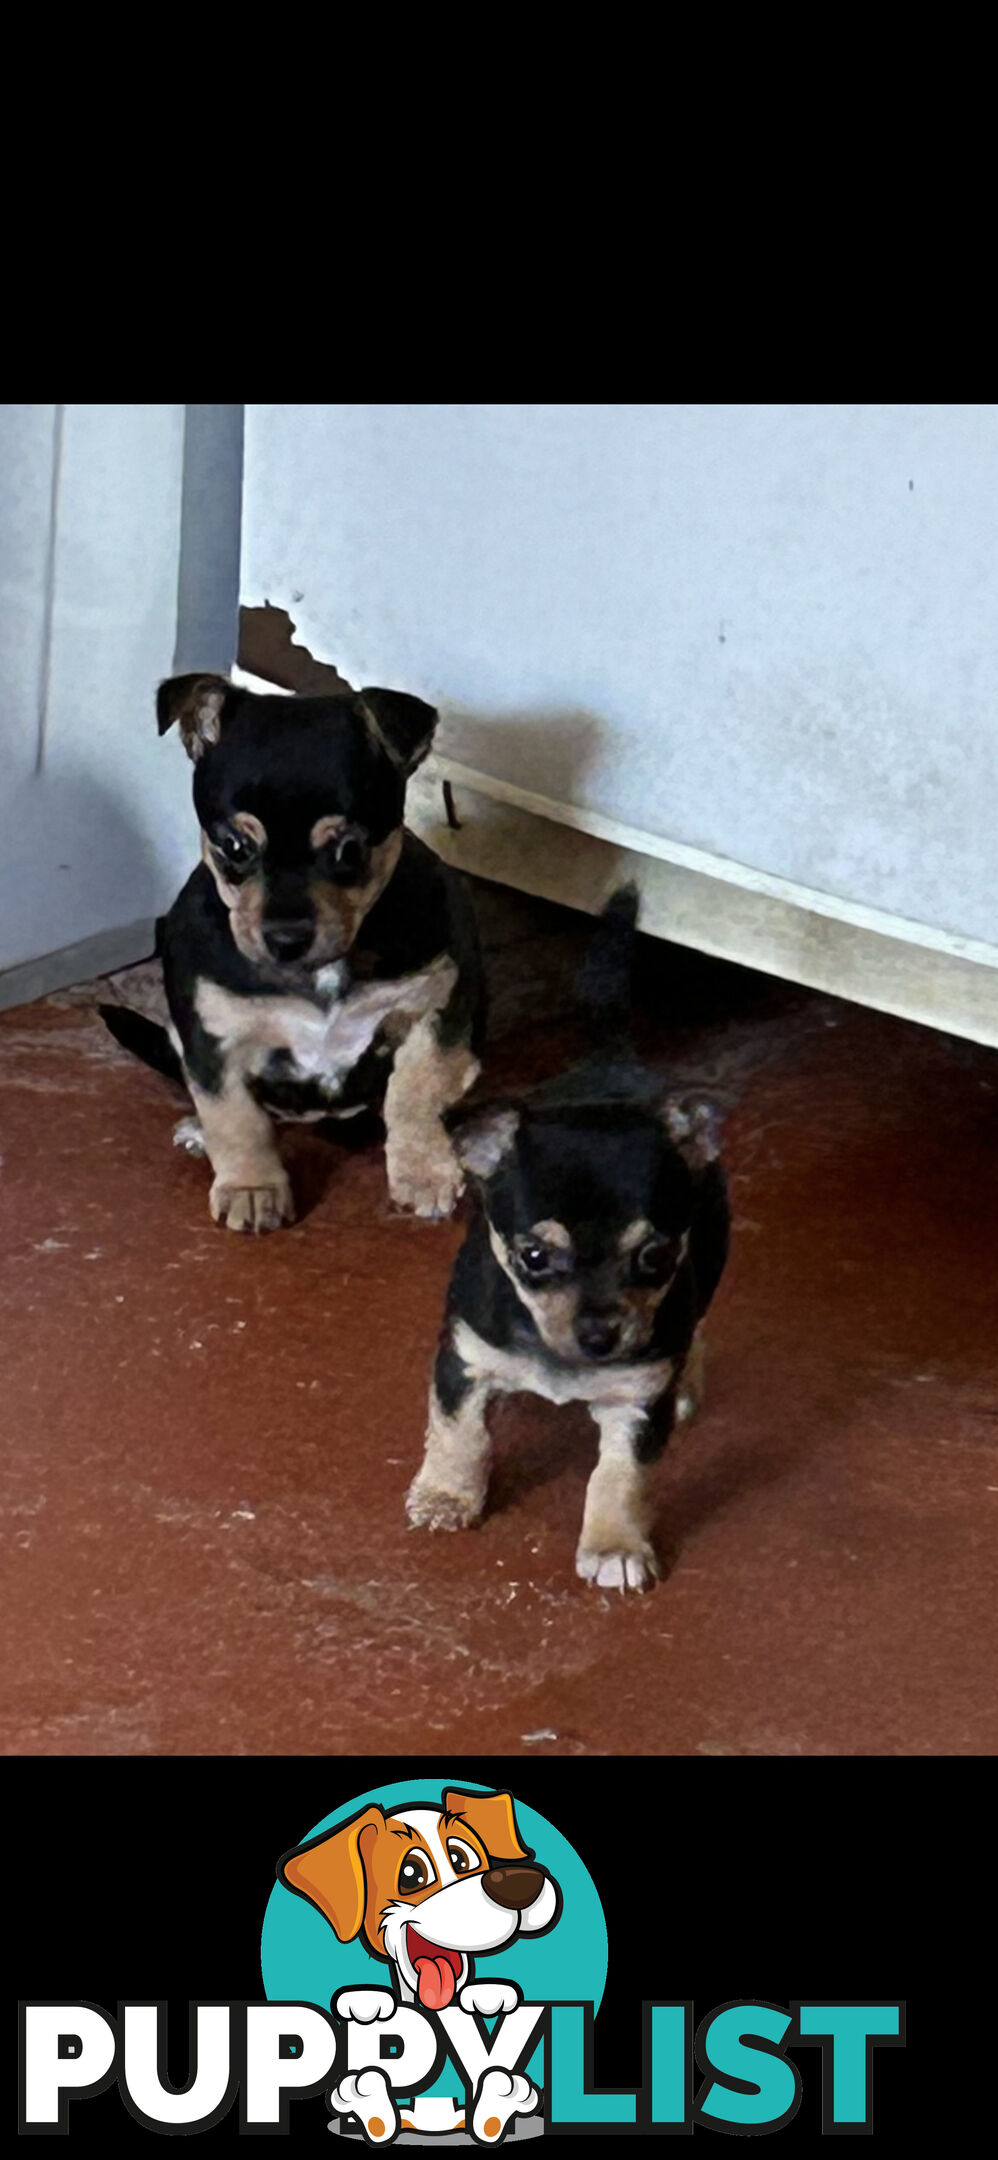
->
[406, 1476, 483, 1531]
[209, 1173, 295, 1233]
[576, 1539, 659, 1592]
[459, 1981, 521, 2017]
[386, 1143, 464, 1220]
[334, 1987, 397, 2025]
[329, 2069, 398, 2145]
[173, 1116, 207, 1157]
[472, 2069, 539, 2142]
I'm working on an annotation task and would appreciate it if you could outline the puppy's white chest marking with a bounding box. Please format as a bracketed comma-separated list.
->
[452, 1321, 674, 1408]
[196, 959, 456, 1093]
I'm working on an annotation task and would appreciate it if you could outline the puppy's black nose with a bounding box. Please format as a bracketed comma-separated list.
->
[482, 1865, 545, 1911]
[264, 921, 314, 962]
[576, 1314, 620, 1359]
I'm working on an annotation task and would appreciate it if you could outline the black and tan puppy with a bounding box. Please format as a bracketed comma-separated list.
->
[406, 891, 730, 1590]
[103, 673, 483, 1230]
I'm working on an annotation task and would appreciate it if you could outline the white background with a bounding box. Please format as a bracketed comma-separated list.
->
[243, 403, 998, 950]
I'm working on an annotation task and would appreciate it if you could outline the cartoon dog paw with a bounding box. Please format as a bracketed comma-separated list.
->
[472, 2068, 538, 2143]
[405, 1476, 485, 1532]
[209, 1172, 295, 1233]
[457, 1981, 522, 2017]
[576, 1540, 659, 1592]
[329, 2069, 398, 2145]
[334, 1987, 397, 2024]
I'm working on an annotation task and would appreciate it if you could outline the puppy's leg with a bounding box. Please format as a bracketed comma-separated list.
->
[406, 1343, 493, 1530]
[383, 1016, 479, 1219]
[675, 1326, 706, 1426]
[186, 1075, 294, 1233]
[576, 1395, 676, 1592]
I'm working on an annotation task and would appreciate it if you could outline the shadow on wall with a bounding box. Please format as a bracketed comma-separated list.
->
[236, 603, 607, 810]
[0, 771, 173, 993]
[433, 703, 605, 814]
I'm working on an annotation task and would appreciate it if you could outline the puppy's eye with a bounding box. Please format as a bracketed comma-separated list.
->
[216, 826, 259, 870]
[634, 1236, 676, 1282]
[398, 1850, 436, 1894]
[519, 1243, 551, 1279]
[446, 1840, 478, 1875]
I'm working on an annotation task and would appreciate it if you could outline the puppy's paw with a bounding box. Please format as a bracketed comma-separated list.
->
[472, 2069, 538, 2142]
[576, 1539, 659, 1592]
[329, 2069, 398, 2145]
[675, 1333, 706, 1427]
[406, 1477, 483, 1531]
[209, 1173, 295, 1233]
[386, 1144, 464, 1220]
[459, 1980, 521, 2017]
[334, 1987, 397, 2024]
[173, 1116, 207, 1157]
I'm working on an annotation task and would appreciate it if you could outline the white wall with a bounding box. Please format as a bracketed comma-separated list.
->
[0, 404, 242, 990]
[241, 404, 998, 954]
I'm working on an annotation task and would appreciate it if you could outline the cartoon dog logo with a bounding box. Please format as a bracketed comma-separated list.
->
[278, 1787, 561, 2142]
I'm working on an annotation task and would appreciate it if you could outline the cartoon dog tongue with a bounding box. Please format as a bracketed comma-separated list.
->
[413, 1955, 458, 2010]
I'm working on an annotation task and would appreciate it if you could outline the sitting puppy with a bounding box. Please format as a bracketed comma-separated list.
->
[103, 673, 483, 1230]
[406, 890, 730, 1590]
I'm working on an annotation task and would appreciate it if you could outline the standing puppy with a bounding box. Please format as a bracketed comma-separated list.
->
[104, 674, 483, 1229]
[407, 891, 730, 1590]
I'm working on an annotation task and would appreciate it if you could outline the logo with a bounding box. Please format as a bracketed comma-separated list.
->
[18, 1780, 905, 2140]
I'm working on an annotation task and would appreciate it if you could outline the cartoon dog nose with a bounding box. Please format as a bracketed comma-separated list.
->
[482, 1865, 545, 1910]
[264, 921, 313, 962]
[575, 1314, 620, 1359]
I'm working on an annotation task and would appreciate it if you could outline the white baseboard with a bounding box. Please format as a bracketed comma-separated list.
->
[0, 921, 157, 1012]
[410, 760, 998, 1049]
[7, 771, 997, 1049]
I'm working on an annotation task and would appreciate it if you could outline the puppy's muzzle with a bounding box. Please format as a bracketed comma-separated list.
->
[575, 1313, 621, 1360]
[482, 1864, 546, 1911]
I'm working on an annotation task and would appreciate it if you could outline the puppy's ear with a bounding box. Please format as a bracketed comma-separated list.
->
[661, 1094, 722, 1170]
[357, 687, 438, 776]
[443, 1789, 532, 1863]
[447, 1103, 520, 1184]
[157, 673, 236, 762]
[277, 1805, 385, 1943]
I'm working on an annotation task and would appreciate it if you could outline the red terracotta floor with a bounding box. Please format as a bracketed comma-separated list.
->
[1, 894, 997, 1756]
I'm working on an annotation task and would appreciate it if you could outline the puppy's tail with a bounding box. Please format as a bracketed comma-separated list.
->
[98, 1004, 184, 1088]
[574, 883, 640, 1049]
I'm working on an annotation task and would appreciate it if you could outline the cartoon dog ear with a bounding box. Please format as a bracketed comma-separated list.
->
[443, 1790, 532, 1863]
[356, 687, 438, 777]
[447, 1104, 520, 1185]
[277, 1805, 385, 1942]
[661, 1094, 722, 1171]
[157, 673, 236, 762]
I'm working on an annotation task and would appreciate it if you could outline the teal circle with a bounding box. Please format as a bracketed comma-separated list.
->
[260, 1779, 607, 2102]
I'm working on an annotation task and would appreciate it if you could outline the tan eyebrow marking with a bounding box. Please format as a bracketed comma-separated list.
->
[230, 810, 267, 844]
[529, 1218, 573, 1251]
[618, 1218, 656, 1254]
[310, 814, 349, 849]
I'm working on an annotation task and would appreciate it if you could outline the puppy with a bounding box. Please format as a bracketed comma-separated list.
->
[406, 890, 730, 1590]
[102, 674, 483, 1230]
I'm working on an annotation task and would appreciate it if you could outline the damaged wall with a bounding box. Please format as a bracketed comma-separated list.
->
[240, 403, 998, 958]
